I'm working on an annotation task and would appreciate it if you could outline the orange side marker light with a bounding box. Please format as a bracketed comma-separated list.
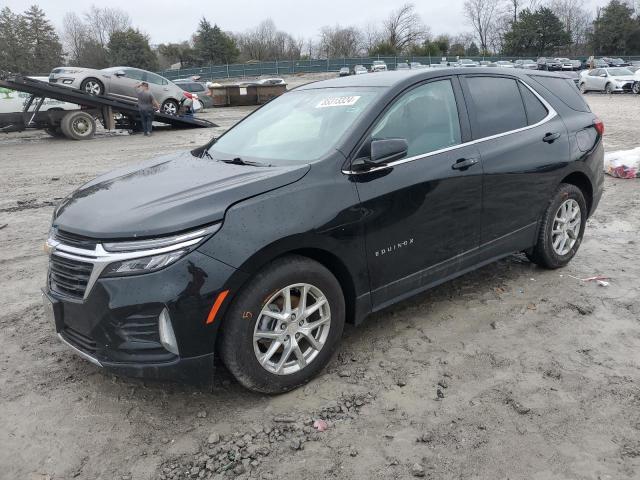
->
[206, 290, 229, 324]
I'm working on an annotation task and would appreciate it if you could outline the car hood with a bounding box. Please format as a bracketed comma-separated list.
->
[612, 75, 636, 81]
[53, 150, 310, 239]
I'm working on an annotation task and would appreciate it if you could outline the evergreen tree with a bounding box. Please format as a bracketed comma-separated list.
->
[590, 0, 640, 55]
[193, 18, 239, 65]
[0, 7, 25, 73]
[466, 42, 480, 56]
[23, 5, 63, 74]
[107, 28, 158, 70]
[503, 8, 571, 56]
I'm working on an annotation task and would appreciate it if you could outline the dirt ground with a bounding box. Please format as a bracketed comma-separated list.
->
[1, 77, 639, 480]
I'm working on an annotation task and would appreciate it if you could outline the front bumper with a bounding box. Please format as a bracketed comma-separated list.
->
[48, 75, 80, 88]
[44, 249, 247, 381]
[612, 82, 634, 92]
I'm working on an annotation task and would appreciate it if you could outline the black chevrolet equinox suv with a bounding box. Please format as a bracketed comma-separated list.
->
[43, 68, 604, 393]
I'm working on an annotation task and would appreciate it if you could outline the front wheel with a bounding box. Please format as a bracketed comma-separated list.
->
[605, 83, 613, 94]
[633, 82, 640, 94]
[80, 77, 103, 95]
[527, 184, 587, 269]
[579, 83, 588, 94]
[219, 255, 345, 394]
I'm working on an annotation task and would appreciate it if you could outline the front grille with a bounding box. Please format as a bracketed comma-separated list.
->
[62, 326, 97, 354]
[54, 229, 98, 249]
[49, 255, 93, 300]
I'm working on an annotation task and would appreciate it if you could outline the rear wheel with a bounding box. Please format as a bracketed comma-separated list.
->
[161, 99, 178, 115]
[44, 126, 64, 137]
[527, 183, 587, 269]
[80, 78, 103, 96]
[60, 111, 96, 140]
[220, 255, 345, 394]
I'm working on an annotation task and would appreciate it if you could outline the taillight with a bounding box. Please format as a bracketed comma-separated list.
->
[593, 117, 605, 135]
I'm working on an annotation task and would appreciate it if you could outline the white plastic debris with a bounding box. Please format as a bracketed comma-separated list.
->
[603, 147, 640, 178]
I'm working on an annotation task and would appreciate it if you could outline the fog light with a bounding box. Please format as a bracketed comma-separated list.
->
[159, 308, 179, 355]
[62, 79, 73, 84]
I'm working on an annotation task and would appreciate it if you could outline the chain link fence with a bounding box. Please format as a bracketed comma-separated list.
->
[158, 55, 640, 81]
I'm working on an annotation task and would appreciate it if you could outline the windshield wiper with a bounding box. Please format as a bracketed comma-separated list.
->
[218, 157, 270, 167]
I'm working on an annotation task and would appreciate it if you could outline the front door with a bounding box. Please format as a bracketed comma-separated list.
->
[351, 77, 483, 308]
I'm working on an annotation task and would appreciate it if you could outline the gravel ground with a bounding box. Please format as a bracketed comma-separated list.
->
[1, 78, 639, 480]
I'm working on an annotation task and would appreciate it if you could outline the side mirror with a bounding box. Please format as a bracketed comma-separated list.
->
[115, 70, 126, 77]
[370, 138, 408, 164]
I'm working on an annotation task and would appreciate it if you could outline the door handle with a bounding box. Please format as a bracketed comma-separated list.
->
[451, 157, 479, 170]
[543, 132, 561, 143]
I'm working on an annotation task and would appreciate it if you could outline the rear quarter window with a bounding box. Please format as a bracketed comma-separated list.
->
[466, 76, 528, 138]
[528, 75, 590, 113]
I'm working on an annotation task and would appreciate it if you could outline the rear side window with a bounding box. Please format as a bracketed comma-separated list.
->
[519, 84, 548, 125]
[466, 77, 527, 138]
[528, 75, 590, 113]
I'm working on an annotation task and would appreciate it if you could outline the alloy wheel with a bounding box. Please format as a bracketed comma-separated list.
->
[84, 81, 102, 95]
[72, 117, 90, 135]
[551, 199, 581, 256]
[162, 101, 177, 115]
[253, 283, 331, 375]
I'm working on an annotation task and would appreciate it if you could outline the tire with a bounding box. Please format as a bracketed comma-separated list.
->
[526, 183, 587, 269]
[44, 126, 64, 137]
[60, 111, 96, 140]
[579, 83, 588, 94]
[161, 99, 179, 115]
[219, 255, 345, 394]
[80, 77, 103, 96]
[633, 82, 640, 95]
[605, 83, 613, 94]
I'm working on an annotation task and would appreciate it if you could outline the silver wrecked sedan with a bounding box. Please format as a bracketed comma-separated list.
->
[48, 66, 185, 115]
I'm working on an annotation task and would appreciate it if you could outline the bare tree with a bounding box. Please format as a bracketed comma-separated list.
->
[549, 0, 592, 54]
[62, 12, 87, 62]
[83, 6, 131, 48]
[463, 0, 503, 54]
[381, 3, 428, 52]
[318, 25, 363, 58]
[236, 19, 302, 61]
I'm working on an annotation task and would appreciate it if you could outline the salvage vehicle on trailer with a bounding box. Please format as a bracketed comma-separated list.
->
[43, 67, 604, 393]
[49, 66, 184, 115]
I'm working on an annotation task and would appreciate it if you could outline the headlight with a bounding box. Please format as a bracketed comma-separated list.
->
[99, 223, 220, 277]
[102, 249, 189, 277]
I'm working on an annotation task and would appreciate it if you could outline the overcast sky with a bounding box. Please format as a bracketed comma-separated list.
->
[6, 0, 613, 45]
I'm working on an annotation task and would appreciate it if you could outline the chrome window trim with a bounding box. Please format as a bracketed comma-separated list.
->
[342, 78, 557, 175]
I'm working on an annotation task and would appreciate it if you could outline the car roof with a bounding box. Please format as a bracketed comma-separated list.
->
[297, 67, 565, 90]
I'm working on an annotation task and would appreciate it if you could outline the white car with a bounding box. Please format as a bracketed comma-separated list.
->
[555, 58, 574, 71]
[515, 59, 537, 70]
[495, 61, 515, 68]
[0, 77, 79, 114]
[371, 61, 388, 72]
[579, 67, 636, 94]
[353, 65, 368, 75]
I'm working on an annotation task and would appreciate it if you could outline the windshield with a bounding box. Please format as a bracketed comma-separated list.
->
[208, 88, 381, 163]
[608, 68, 632, 76]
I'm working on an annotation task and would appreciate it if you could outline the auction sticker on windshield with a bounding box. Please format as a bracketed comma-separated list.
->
[316, 96, 361, 108]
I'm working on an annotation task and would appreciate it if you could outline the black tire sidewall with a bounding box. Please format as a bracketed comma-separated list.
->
[536, 184, 587, 268]
[220, 255, 345, 394]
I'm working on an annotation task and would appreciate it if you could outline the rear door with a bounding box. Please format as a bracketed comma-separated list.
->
[460, 74, 569, 258]
[351, 76, 483, 307]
